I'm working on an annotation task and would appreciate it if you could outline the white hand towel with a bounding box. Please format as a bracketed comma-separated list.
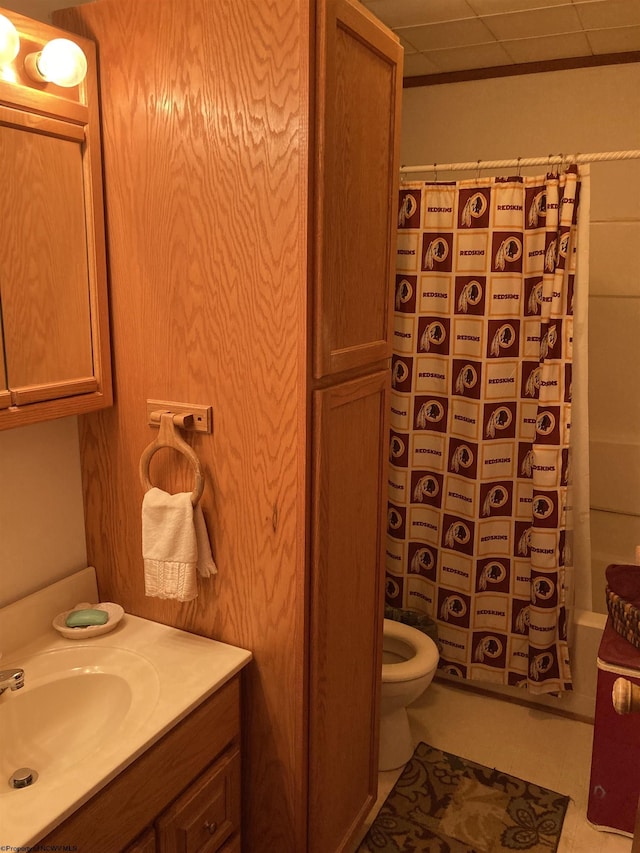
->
[142, 487, 217, 601]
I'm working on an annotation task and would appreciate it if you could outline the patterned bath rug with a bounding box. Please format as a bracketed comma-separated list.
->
[358, 742, 570, 853]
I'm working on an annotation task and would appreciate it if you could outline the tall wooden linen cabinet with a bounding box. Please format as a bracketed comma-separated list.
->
[55, 1, 402, 851]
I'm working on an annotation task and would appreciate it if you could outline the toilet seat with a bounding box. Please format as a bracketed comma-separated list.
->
[381, 618, 439, 683]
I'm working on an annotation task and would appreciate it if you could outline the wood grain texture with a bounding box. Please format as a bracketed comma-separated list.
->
[55, 2, 308, 851]
[54, 1, 401, 850]
[0, 126, 93, 386]
[314, 0, 403, 378]
[309, 371, 389, 853]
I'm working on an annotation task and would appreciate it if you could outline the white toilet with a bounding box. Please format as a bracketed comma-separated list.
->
[379, 617, 440, 771]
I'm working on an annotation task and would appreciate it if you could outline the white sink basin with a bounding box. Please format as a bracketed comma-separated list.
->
[0, 646, 160, 788]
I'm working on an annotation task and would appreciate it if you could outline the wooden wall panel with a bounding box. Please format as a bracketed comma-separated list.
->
[55, 2, 309, 852]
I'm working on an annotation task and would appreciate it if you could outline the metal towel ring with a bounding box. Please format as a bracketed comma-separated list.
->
[139, 412, 204, 506]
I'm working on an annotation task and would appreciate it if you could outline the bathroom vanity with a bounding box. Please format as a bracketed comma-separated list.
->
[0, 569, 251, 851]
[43, 679, 241, 852]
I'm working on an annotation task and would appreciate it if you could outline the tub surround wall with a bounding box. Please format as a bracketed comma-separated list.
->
[400, 62, 640, 614]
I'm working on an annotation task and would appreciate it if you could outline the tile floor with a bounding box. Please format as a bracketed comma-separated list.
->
[359, 679, 633, 852]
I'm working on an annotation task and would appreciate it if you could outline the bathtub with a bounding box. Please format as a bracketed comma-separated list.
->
[436, 608, 607, 722]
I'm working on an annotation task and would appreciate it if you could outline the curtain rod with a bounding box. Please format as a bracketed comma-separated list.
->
[400, 149, 640, 175]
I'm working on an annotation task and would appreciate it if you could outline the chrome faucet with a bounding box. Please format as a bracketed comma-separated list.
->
[0, 668, 25, 695]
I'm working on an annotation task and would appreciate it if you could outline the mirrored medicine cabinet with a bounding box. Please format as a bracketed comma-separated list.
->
[0, 6, 111, 430]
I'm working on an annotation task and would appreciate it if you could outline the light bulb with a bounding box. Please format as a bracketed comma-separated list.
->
[0, 14, 20, 66]
[27, 38, 87, 88]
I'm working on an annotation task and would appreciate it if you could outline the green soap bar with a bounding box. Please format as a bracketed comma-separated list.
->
[65, 608, 109, 628]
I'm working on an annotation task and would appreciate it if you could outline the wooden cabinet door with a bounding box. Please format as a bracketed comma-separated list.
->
[313, 0, 402, 379]
[0, 10, 111, 430]
[309, 370, 390, 853]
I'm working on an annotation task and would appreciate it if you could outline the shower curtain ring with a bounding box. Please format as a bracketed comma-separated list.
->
[516, 156, 522, 177]
[476, 159, 481, 180]
[434, 162, 438, 181]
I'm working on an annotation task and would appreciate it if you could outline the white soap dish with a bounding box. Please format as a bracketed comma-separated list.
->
[52, 601, 125, 639]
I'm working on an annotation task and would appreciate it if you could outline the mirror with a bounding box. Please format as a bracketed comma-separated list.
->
[0, 5, 111, 428]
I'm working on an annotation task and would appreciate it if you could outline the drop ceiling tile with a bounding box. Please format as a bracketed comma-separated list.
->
[466, 0, 571, 12]
[482, 6, 583, 40]
[398, 34, 418, 55]
[363, 0, 475, 29]
[399, 17, 497, 52]
[574, 0, 640, 30]
[426, 40, 514, 72]
[586, 25, 640, 53]
[502, 30, 593, 62]
[402, 52, 444, 77]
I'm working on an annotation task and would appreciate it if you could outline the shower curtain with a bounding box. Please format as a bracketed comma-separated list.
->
[387, 167, 585, 694]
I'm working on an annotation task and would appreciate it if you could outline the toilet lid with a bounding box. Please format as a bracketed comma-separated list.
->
[382, 618, 439, 682]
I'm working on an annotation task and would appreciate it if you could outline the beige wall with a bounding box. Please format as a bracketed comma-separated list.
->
[400, 62, 640, 612]
[0, 417, 87, 607]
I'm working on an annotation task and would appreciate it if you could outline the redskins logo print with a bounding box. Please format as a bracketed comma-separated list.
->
[533, 495, 554, 520]
[536, 410, 556, 437]
[410, 547, 435, 574]
[455, 364, 478, 394]
[461, 192, 488, 227]
[457, 280, 482, 313]
[485, 406, 512, 438]
[424, 237, 449, 270]
[413, 475, 440, 503]
[558, 231, 571, 258]
[451, 444, 474, 473]
[474, 635, 503, 662]
[545, 239, 557, 272]
[440, 595, 467, 621]
[391, 360, 409, 388]
[395, 278, 413, 309]
[518, 526, 533, 556]
[530, 652, 554, 681]
[478, 561, 507, 591]
[528, 190, 546, 227]
[532, 576, 555, 603]
[515, 605, 530, 633]
[494, 236, 522, 270]
[416, 400, 445, 429]
[444, 521, 471, 548]
[527, 280, 544, 314]
[481, 485, 509, 517]
[385, 577, 400, 599]
[387, 507, 403, 531]
[389, 435, 406, 461]
[520, 449, 534, 478]
[540, 324, 557, 359]
[490, 323, 516, 357]
[398, 193, 417, 227]
[443, 664, 464, 678]
[525, 366, 541, 397]
[419, 321, 446, 352]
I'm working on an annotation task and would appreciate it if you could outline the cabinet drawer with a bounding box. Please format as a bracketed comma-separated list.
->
[157, 748, 240, 853]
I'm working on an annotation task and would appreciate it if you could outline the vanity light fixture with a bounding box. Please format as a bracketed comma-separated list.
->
[24, 37, 87, 88]
[0, 14, 19, 66]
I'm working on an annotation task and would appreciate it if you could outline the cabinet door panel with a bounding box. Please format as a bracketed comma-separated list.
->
[309, 370, 389, 853]
[0, 120, 95, 402]
[314, 0, 402, 378]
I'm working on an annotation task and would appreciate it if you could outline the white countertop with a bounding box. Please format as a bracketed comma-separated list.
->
[0, 583, 252, 847]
